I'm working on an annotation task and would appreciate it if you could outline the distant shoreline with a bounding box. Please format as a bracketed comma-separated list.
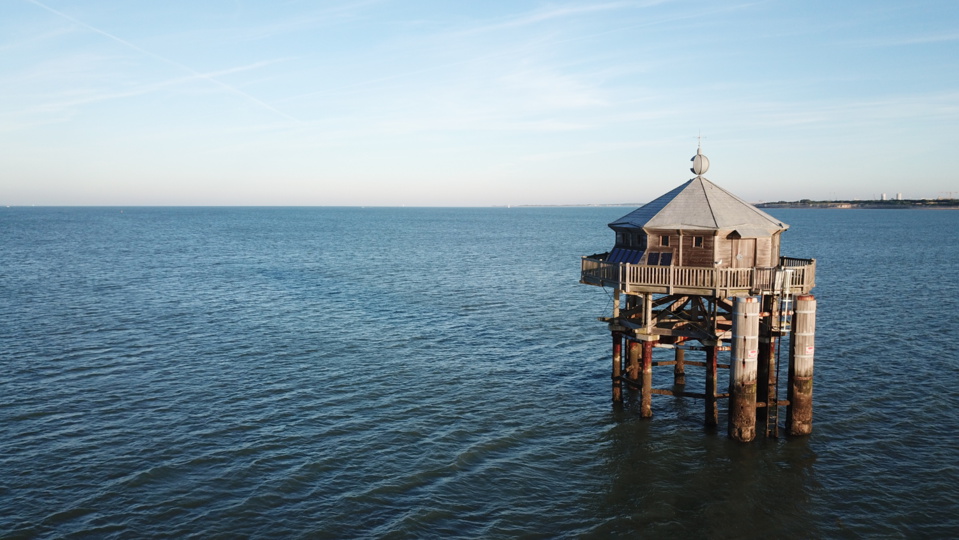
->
[513, 199, 959, 209]
[755, 199, 959, 209]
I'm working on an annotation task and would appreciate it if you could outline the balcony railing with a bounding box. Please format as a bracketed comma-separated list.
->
[580, 254, 815, 296]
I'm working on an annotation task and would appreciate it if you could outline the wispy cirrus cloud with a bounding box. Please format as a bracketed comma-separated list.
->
[451, 1, 645, 36]
[23, 0, 302, 124]
[855, 32, 959, 47]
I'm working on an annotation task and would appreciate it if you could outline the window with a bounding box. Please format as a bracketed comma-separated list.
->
[693, 236, 704, 248]
[660, 236, 670, 247]
[647, 252, 660, 265]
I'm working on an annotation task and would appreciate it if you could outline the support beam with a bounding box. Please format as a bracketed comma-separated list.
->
[787, 295, 816, 436]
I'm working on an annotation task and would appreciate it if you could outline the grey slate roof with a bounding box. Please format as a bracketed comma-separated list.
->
[608, 176, 788, 236]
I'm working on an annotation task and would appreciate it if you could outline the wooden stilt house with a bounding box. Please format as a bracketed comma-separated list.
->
[582, 146, 815, 298]
[606, 173, 787, 270]
[580, 146, 818, 441]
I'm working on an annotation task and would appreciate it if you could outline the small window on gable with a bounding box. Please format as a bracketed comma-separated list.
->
[693, 236, 704, 248]
[660, 236, 670, 247]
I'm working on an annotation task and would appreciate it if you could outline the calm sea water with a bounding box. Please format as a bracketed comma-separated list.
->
[1, 206, 957, 538]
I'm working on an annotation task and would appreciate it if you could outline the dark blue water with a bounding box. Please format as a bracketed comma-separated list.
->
[2, 207, 957, 538]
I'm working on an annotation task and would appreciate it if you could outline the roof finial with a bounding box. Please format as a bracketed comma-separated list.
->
[691, 132, 709, 176]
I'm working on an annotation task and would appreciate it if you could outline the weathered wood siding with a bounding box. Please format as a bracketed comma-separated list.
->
[680, 232, 715, 267]
[716, 236, 733, 268]
[614, 229, 787, 270]
[756, 237, 772, 267]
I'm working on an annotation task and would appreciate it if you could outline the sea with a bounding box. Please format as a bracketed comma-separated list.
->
[1, 206, 957, 539]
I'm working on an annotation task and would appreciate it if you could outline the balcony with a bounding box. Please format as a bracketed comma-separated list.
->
[580, 255, 815, 297]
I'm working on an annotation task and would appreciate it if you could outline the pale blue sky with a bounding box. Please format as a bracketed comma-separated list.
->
[2, 0, 957, 205]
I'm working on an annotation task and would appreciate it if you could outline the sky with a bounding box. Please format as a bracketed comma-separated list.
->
[2, 0, 958, 206]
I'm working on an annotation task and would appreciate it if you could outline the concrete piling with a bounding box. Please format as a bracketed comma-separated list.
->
[728, 297, 760, 442]
[787, 295, 816, 436]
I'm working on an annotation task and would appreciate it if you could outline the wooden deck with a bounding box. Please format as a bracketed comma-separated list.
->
[580, 255, 815, 296]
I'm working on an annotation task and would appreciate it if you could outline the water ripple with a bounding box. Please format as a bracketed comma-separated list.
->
[1, 207, 958, 538]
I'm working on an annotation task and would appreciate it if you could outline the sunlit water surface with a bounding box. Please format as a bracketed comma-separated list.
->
[2, 207, 957, 538]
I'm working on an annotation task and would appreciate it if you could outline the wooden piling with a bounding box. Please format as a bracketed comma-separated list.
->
[627, 340, 641, 390]
[641, 340, 654, 418]
[787, 295, 816, 435]
[674, 348, 686, 385]
[705, 344, 719, 427]
[612, 332, 623, 403]
[757, 336, 778, 437]
[728, 297, 760, 442]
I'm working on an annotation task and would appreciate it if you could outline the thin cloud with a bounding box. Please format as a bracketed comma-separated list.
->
[220, 0, 387, 42]
[0, 26, 73, 53]
[25, 60, 284, 111]
[0, 55, 289, 133]
[477, 2, 639, 31]
[278, 2, 663, 105]
[24, 0, 302, 124]
[857, 32, 959, 47]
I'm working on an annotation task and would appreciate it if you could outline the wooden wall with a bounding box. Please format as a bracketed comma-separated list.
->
[615, 229, 784, 269]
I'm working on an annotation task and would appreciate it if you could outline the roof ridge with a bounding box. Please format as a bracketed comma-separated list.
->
[697, 176, 720, 228]
[647, 178, 694, 224]
[701, 177, 785, 227]
[608, 176, 789, 232]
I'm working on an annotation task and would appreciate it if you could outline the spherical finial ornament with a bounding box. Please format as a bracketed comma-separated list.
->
[690, 147, 709, 176]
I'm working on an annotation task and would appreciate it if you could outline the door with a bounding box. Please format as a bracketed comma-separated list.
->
[732, 238, 756, 268]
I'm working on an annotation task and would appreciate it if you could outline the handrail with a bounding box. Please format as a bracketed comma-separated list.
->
[581, 254, 815, 294]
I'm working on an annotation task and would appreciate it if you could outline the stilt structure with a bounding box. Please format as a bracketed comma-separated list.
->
[581, 145, 817, 441]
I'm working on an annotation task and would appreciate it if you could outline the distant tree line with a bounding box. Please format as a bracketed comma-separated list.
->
[756, 198, 959, 209]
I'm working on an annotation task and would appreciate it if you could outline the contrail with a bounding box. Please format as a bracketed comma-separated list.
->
[25, 0, 303, 124]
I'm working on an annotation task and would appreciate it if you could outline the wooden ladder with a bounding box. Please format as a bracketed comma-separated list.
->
[766, 292, 793, 438]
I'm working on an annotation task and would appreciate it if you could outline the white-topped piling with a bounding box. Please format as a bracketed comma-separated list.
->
[787, 295, 816, 435]
[728, 296, 760, 442]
